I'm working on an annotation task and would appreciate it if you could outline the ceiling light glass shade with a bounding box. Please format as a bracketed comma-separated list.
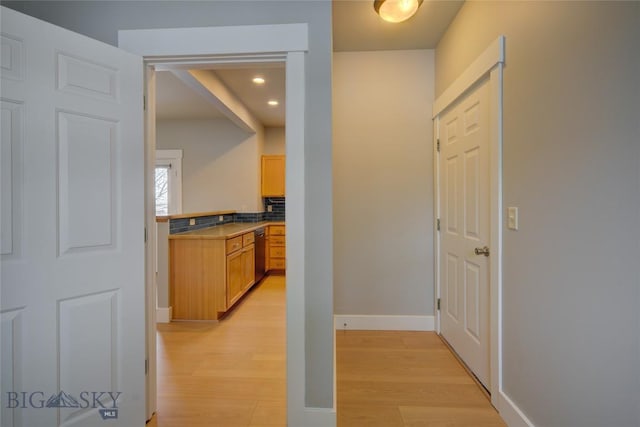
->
[374, 0, 423, 23]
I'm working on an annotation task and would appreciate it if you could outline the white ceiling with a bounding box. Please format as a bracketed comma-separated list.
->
[155, 0, 464, 127]
[215, 65, 286, 128]
[155, 71, 225, 121]
[155, 66, 286, 127]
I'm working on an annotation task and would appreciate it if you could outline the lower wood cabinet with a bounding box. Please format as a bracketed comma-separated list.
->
[267, 225, 286, 271]
[226, 240, 254, 308]
[170, 231, 256, 320]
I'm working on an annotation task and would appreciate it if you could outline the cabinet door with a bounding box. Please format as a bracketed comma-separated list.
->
[243, 244, 255, 290]
[226, 250, 244, 307]
[261, 155, 286, 196]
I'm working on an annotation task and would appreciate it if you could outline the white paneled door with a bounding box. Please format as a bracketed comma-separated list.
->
[1, 7, 145, 426]
[439, 78, 491, 388]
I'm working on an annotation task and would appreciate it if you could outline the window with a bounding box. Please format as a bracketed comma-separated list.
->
[155, 150, 183, 216]
[154, 165, 170, 216]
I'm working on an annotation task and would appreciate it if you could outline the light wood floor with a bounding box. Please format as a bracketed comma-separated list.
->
[148, 274, 505, 426]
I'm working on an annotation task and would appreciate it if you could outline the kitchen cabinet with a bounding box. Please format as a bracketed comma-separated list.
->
[226, 233, 255, 307]
[261, 155, 286, 197]
[170, 230, 256, 320]
[267, 225, 286, 271]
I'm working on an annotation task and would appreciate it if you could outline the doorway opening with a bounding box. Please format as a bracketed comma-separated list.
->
[151, 61, 288, 425]
[118, 23, 311, 424]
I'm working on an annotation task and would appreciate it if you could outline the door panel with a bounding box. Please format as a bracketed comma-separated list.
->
[439, 78, 490, 388]
[1, 7, 144, 426]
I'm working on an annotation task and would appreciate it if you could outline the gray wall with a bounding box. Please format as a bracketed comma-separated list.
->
[333, 50, 435, 316]
[264, 127, 286, 155]
[3, 0, 334, 409]
[157, 118, 263, 213]
[436, 2, 640, 426]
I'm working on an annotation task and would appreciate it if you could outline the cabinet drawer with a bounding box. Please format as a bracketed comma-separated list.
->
[269, 225, 285, 236]
[270, 246, 286, 258]
[269, 236, 285, 246]
[242, 232, 255, 246]
[226, 236, 243, 254]
[269, 258, 286, 269]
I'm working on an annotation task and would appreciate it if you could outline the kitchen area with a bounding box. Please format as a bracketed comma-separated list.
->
[166, 214, 285, 320]
[154, 67, 287, 322]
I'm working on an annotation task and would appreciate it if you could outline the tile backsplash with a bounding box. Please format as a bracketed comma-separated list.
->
[264, 197, 285, 221]
[169, 214, 234, 234]
[168, 198, 285, 234]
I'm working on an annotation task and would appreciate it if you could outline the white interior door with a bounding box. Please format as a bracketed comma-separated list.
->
[1, 7, 145, 426]
[439, 78, 491, 388]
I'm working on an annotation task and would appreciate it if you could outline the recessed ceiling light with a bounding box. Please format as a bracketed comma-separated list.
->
[268, 100, 279, 106]
[252, 77, 265, 85]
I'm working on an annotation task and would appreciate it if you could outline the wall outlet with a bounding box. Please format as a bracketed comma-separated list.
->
[189, 218, 195, 226]
[219, 215, 224, 221]
[267, 205, 273, 212]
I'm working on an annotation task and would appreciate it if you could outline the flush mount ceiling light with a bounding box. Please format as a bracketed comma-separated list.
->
[374, 0, 423, 23]
[252, 76, 265, 85]
[267, 100, 279, 106]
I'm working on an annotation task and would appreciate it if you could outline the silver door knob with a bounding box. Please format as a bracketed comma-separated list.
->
[474, 246, 490, 256]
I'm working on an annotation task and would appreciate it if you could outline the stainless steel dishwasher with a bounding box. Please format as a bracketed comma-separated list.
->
[254, 227, 266, 283]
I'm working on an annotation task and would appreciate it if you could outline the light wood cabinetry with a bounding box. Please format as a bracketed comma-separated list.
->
[226, 236, 255, 307]
[170, 231, 256, 320]
[261, 155, 286, 197]
[267, 225, 286, 271]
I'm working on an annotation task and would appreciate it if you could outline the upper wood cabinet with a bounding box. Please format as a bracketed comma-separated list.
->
[261, 155, 286, 197]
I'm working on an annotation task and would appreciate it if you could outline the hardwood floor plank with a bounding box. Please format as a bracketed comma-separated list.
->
[399, 406, 506, 427]
[151, 274, 504, 427]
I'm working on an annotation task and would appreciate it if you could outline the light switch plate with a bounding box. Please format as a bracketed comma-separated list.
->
[267, 205, 273, 212]
[507, 207, 518, 230]
[189, 218, 195, 226]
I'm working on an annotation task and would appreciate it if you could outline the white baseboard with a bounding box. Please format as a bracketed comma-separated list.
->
[156, 307, 172, 323]
[334, 315, 435, 331]
[289, 407, 336, 427]
[499, 390, 535, 427]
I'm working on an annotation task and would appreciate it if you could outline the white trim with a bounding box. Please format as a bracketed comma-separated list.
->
[156, 149, 182, 160]
[433, 35, 505, 411]
[433, 36, 505, 118]
[498, 391, 535, 427]
[334, 315, 435, 331]
[289, 407, 337, 427]
[156, 307, 172, 323]
[284, 50, 308, 424]
[118, 24, 324, 426]
[119, 24, 308, 57]
[488, 63, 504, 408]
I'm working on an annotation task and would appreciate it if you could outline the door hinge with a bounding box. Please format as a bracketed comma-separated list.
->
[143, 95, 146, 110]
[437, 298, 441, 311]
[145, 358, 149, 375]
[437, 218, 441, 231]
[436, 138, 440, 152]
[144, 227, 148, 243]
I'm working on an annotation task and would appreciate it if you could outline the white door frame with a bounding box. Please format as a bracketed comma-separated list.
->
[118, 24, 334, 426]
[433, 36, 505, 409]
